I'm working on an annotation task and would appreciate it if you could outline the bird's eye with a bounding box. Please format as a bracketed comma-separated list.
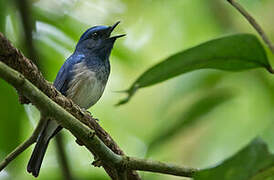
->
[91, 32, 99, 39]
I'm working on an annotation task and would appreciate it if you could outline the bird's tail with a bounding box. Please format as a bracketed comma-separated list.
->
[27, 122, 50, 177]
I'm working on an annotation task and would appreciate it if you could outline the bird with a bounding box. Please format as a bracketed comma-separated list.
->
[27, 21, 125, 177]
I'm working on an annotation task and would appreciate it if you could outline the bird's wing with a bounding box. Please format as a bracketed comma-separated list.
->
[53, 54, 85, 95]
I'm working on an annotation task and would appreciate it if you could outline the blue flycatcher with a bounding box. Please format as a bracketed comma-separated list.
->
[27, 21, 124, 177]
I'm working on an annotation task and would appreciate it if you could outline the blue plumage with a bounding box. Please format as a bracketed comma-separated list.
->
[79, 26, 109, 43]
[53, 54, 84, 95]
[27, 21, 124, 177]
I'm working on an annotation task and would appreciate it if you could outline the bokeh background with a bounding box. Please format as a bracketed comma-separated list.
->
[0, 0, 274, 179]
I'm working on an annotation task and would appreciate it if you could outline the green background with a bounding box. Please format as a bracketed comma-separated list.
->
[0, 0, 274, 179]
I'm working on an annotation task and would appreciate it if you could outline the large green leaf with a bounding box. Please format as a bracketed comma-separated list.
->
[194, 139, 274, 180]
[117, 34, 270, 105]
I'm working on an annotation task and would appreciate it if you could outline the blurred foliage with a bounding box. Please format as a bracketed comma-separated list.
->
[0, 0, 6, 33]
[148, 89, 233, 153]
[0, 80, 25, 155]
[0, 0, 274, 180]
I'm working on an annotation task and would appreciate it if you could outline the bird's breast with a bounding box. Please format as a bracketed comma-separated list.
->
[66, 62, 108, 109]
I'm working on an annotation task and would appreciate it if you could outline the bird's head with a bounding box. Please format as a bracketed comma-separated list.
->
[75, 21, 125, 59]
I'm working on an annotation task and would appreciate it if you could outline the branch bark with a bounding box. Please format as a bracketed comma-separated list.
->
[123, 157, 196, 177]
[227, 0, 274, 54]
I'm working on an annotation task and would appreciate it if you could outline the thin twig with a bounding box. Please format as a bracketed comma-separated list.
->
[0, 119, 45, 171]
[123, 157, 197, 177]
[227, 0, 274, 54]
[55, 133, 74, 180]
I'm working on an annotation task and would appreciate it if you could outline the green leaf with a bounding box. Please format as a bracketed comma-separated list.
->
[148, 90, 233, 152]
[194, 138, 274, 180]
[117, 34, 270, 105]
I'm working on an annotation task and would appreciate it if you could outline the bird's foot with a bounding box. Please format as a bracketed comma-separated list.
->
[79, 108, 99, 121]
[79, 108, 92, 117]
[75, 138, 84, 146]
[85, 110, 92, 116]
[92, 159, 102, 167]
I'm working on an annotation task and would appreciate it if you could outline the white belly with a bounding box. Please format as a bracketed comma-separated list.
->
[66, 62, 106, 109]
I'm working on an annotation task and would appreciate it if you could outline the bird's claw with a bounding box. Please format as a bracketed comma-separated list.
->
[78, 108, 92, 117]
[75, 139, 84, 146]
[92, 159, 102, 167]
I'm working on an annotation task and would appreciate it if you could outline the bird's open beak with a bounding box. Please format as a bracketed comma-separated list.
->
[110, 21, 120, 32]
[108, 21, 126, 40]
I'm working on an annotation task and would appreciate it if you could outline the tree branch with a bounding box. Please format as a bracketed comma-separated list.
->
[123, 157, 196, 177]
[0, 60, 198, 178]
[227, 0, 274, 54]
[0, 61, 123, 179]
[0, 61, 198, 178]
[0, 119, 45, 171]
